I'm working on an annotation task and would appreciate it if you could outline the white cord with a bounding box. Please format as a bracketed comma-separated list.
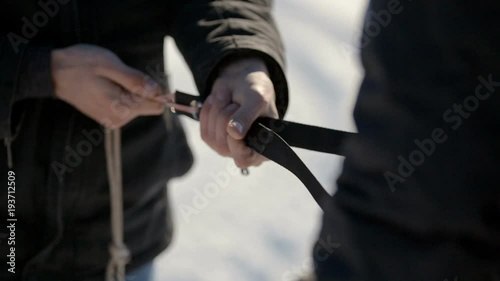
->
[105, 128, 131, 281]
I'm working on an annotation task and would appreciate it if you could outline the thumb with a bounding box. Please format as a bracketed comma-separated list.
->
[227, 102, 261, 140]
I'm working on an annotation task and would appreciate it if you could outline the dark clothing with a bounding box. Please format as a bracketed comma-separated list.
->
[315, 1, 500, 281]
[0, 1, 288, 280]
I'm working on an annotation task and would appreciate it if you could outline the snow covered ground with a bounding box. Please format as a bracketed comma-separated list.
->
[156, 1, 368, 280]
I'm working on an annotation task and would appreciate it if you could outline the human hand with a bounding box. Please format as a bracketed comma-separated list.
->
[200, 57, 279, 168]
[51, 44, 166, 128]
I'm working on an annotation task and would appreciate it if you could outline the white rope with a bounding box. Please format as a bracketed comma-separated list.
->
[105, 128, 131, 281]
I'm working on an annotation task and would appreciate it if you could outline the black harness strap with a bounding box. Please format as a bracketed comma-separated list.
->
[244, 118, 354, 211]
[247, 117, 355, 156]
[171, 91, 355, 212]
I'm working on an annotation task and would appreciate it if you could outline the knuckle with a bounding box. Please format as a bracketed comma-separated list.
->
[213, 93, 229, 106]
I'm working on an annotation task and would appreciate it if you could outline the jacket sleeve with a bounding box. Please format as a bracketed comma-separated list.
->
[0, 36, 55, 139]
[169, 0, 289, 118]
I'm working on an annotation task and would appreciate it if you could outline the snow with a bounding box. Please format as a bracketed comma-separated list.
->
[156, 1, 368, 280]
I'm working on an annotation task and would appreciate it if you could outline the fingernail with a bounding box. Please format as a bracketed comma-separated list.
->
[229, 119, 244, 134]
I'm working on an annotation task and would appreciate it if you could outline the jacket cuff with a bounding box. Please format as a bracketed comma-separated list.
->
[16, 46, 56, 101]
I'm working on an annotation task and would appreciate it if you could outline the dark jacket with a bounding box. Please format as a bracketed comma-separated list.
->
[314, 1, 500, 280]
[0, 1, 288, 280]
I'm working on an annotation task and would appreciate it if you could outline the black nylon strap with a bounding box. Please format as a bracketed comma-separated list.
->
[249, 117, 354, 156]
[175, 91, 198, 106]
[244, 122, 333, 211]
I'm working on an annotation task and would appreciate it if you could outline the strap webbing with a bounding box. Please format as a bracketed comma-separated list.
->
[244, 119, 354, 211]
[248, 117, 355, 156]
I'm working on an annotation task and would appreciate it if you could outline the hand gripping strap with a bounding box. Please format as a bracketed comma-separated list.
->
[170, 91, 356, 212]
